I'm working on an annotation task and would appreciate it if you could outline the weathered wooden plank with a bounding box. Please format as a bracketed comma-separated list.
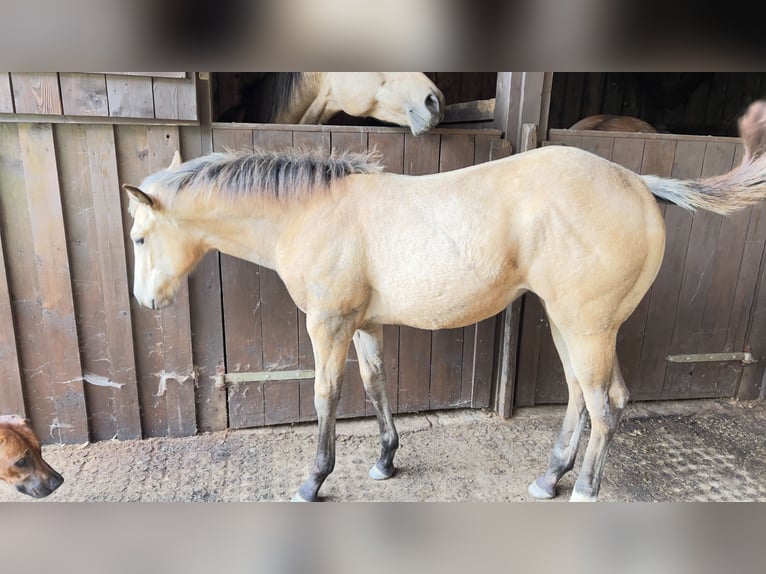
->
[11, 73, 62, 115]
[255, 130, 304, 424]
[59, 73, 108, 116]
[632, 140, 699, 400]
[367, 132, 404, 414]
[610, 137, 646, 173]
[428, 134, 474, 409]
[687, 143, 744, 397]
[0, 124, 45, 424]
[0, 73, 13, 113]
[397, 133, 439, 412]
[18, 123, 88, 443]
[107, 75, 154, 118]
[116, 125, 196, 437]
[152, 77, 197, 121]
[211, 128, 264, 428]
[325, 130, 368, 419]
[56, 124, 142, 441]
[579, 135, 615, 160]
[663, 142, 731, 398]
[0, 127, 24, 415]
[182, 124, 227, 432]
[730, 207, 766, 397]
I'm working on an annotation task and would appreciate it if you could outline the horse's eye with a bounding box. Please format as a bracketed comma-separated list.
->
[134, 238, 144, 246]
[14, 456, 28, 468]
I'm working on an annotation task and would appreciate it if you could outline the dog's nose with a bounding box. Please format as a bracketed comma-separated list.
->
[49, 470, 64, 492]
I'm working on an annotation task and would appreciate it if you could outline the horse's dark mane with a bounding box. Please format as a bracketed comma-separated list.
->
[142, 147, 383, 204]
[219, 73, 304, 123]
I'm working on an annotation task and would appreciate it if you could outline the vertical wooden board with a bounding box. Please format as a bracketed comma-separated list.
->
[0, 124, 47, 425]
[579, 135, 614, 160]
[532, 311, 567, 405]
[0, 136, 24, 414]
[330, 131, 368, 155]
[253, 129, 293, 151]
[152, 77, 198, 121]
[59, 73, 108, 116]
[633, 141, 700, 399]
[263, 380, 300, 425]
[18, 123, 88, 443]
[688, 143, 745, 397]
[367, 132, 404, 414]
[639, 139, 677, 177]
[115, 125, 196, 437]
[251, 129, 304, 423]
[437, 73, 463, 104]
[730, 203, 766, 398]
[611, 138, 646, 173]
[369, 133, 405, 173]
[429, 134, 474, 409]
[663, 142, 730, 398]
[212, 128, 265, 428]
[0, 73, 13, 113]
[474, 135, 494, 164]
[298, 310, 316, 422]
[55, 124, 142, 441]
[181, 125, 227, 432]
[107, 75, 154, 118]
[547, 131, 582, 148]
[514, 294, 546, 407]
[11, 73, 62, 115]
[469, 316, 496, 408]
[397, 133, 439, 412]
[581, 74, 606, 118]
[561, 73, 586, 128]
[460, 73, 484, 103]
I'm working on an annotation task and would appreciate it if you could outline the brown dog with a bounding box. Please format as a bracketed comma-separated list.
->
[0, 415, 63, 498]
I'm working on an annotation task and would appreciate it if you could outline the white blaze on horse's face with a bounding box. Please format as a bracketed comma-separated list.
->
[331, 72, 445, 135]
[123, 182, 203, 311]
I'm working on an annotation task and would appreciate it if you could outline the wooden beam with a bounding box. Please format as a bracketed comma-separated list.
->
[442, 98, 495, 124]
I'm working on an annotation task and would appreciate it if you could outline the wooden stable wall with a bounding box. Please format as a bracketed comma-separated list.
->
[0, 120, 509, 444]
[0, 73, 197, 121]
[515, 129, 766, 406]
[208, 124, 508, 429]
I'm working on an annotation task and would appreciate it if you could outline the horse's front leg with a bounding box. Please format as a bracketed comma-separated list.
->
[292, 315, 356, 502]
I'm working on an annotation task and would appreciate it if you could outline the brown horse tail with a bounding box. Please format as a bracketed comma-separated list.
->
[641, 153, 766, 215]
[641, 99, 766, 216]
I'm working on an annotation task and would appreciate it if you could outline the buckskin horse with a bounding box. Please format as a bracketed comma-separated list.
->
[218, 72, 445, 135]
[123, 100, 766, 502]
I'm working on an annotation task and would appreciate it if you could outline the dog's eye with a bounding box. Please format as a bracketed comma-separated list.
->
[14, 456, 28, 468]
[134, 237, 145, 246]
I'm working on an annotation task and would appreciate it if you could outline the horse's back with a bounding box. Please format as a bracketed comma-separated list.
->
[339, 146, 666, 330]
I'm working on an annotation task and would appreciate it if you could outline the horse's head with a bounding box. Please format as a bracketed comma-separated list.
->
[330, 72, 445, 136]
[122, 152, 207, 310]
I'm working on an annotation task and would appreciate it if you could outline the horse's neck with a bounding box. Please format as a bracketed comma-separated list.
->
[185, 201, 286, 270]
[275, 72, 337, 124]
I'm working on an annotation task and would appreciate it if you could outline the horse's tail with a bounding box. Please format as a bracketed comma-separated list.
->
[642, 154, 766, 215]
[641, 99, 766, 216]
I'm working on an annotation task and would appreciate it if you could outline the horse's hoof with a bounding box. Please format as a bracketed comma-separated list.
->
[569, 490, 597, 502]
[369, 464, 395, 481]
[291, 492, 312, 502]
[528, 477, 556, 499]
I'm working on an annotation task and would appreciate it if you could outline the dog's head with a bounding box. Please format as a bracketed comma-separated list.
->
[0, 415, 64, 498]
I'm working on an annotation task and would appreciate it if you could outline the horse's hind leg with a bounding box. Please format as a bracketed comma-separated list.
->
[528, 321, 587, 499]
[564, 330, 629, 502]
[353, 326, 399, 480]
[293, 316, 356, 502]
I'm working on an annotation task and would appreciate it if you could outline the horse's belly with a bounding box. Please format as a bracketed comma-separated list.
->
[365, 271, 524, 330]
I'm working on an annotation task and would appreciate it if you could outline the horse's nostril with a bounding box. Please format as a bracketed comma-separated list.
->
[425, 93, 441, 114]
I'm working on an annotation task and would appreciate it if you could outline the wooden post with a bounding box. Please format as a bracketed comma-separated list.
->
[494, 73, 547, 150]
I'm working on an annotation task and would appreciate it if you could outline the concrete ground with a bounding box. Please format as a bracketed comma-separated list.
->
[4, 398, 766, 502]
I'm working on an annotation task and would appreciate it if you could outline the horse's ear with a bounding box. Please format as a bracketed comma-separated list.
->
[169, 150, 182, 170]
[122, 184, 156, 209]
